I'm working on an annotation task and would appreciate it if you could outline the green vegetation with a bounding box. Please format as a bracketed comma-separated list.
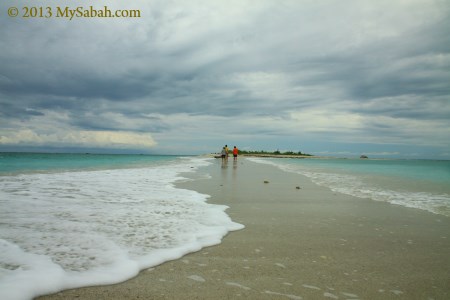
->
[237, 150, 313, 156]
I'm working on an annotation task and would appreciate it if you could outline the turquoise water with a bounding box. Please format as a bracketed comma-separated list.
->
[295, 158, 450, 183]
[0, 153, 242, 300]
[0, 152, 181, 174]
[249, 157, 450, 217]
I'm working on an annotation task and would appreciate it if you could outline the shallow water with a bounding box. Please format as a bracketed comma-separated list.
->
[0, 154, 243, 300]
[248, 157, 450, 217]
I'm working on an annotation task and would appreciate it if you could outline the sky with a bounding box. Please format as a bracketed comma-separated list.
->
[1, 0, 449, 158]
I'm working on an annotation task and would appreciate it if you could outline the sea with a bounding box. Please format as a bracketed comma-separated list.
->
[2, 154, 450, 299]
[248, 157, 450, 217]
[0, 153, 243, 300]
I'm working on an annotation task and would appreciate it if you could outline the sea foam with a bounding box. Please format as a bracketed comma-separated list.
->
[248, 157, 450, 217]
[0, 157, 243, 300]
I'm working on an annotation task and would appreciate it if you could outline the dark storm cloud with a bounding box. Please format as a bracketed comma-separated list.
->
[1, 0, 449, 156]
[0, 100, 44, 119]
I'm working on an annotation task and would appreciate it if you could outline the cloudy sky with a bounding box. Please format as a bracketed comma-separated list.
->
[1, 0, 449, 158]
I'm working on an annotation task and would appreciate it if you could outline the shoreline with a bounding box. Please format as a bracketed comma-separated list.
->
[38, 158, 450, 299]
[208, 153, 315, 159]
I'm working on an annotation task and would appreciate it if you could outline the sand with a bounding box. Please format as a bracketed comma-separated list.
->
[37, 158, 450, 299]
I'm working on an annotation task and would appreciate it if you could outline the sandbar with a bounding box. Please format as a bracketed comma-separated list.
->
[38, 158, 450, 299]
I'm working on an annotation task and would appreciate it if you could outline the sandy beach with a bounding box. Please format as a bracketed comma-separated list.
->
[38, 158, 450, 300]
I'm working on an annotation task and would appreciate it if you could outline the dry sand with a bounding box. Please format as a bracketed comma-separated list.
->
[38, 158, 450, 299]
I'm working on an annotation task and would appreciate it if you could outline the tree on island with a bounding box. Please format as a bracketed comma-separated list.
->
[238, 149, 313, 156]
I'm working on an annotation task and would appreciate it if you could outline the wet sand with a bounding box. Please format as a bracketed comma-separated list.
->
[38, 158, 450, 299]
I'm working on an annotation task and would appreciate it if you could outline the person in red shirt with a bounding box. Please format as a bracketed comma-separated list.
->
[232, 146, 238, 161]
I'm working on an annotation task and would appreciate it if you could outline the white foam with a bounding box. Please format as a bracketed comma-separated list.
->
[248, 157, 450, 217]
[0, 157, 244, 300]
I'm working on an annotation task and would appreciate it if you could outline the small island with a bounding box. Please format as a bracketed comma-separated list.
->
[240, 150, 313, 158]
[211, 149, 313, 158]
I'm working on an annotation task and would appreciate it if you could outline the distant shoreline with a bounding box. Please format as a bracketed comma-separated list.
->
[208, 153, 330, 159]
[241, 153, 312, 159]
[208, 152, 315, 159]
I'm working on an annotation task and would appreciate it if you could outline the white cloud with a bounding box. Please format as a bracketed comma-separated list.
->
[0, 129, 156, 150]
